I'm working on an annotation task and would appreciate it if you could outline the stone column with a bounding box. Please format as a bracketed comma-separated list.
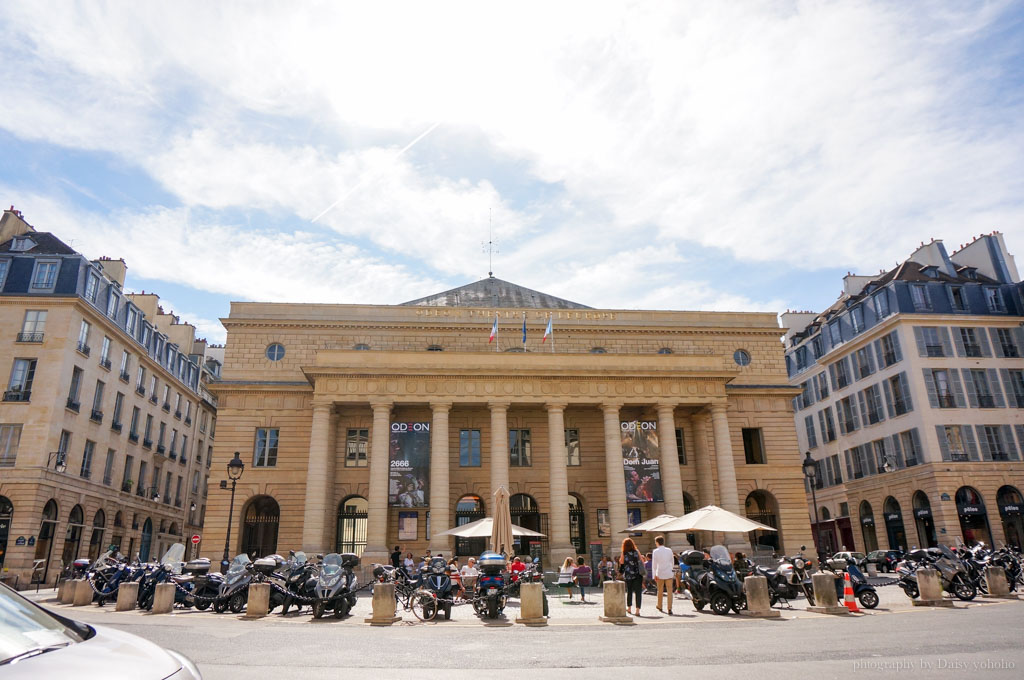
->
[546, 402, 575, 565]
[322, 409, 340, 548]
[302, 402, 333, 552]
[656, 403, 691, 551]
[489, 402, 510, 494]
[428, 401, 452, 553]
[364, 401, 392, 562]
[601, 404, 629, 543]
[710, 402, 746, 552]
[692, 412, 716, 507]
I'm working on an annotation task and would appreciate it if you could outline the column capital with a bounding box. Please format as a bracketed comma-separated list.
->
[311, 400, 334, 411]
[600, 402, 623, 416]
[709, 402, 729, 416]
[369, 400, 392, 414]
[544, 401, 568, 412]
[655, 403, 677, 416]
[488, 401, 510, 412]
[429, 401, 453, 413]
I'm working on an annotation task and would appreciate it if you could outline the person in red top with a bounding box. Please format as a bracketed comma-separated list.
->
[509, 556, 527, 583]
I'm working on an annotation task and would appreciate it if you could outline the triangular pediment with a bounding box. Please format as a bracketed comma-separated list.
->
[400, 276, 591, 309]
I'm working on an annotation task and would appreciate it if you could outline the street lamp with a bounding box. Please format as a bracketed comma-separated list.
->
[881, 456, 894, 474]
[802, 451, 822, 560]
[47, 451, 67, 474]
[220, 451, 245, 573]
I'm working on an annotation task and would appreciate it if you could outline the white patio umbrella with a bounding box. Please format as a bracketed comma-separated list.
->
[434, 517, 546, 539]
[655, 505, 777, 534]
[617, 513, 680, 533]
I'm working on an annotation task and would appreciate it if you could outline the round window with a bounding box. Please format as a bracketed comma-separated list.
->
[590, 347, 607, 354]
[265, 343, 285, 361]
[733, 349, 751, 366]
[353, 344, 370, 351]
[657, 347, 673, 355]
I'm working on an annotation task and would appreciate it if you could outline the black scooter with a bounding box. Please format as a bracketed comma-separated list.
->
[274, 551, 319, 615]
[820, 557, 879, 609]
[417, 556, 455, 620]
[215, 554, 255, 613]
[681, 546, 745, 615]
[311, 552, 359, 619]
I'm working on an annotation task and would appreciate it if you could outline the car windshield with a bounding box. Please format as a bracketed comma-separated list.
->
[322, 553, 343, 575]
[0, 585, 85, 665]
[227, 554, 251, 575]
[709, 545, 730, 566]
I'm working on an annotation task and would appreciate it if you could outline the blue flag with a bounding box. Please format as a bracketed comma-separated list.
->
[521, 313, 527, 344]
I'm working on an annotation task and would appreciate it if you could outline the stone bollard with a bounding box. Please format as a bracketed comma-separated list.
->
[912, 568, 952, 607]
[364, 582, 401, 625]
[807, 573, 848, 614]
[150, 582, 176, 614]
[116, 582, 139, 611]
[598, 580, 634, 624]
[245, 583, 270, 618]
[515, 583, 547, 626]
[984, 566, 1012, 598]
[72, 579, 93, 606]
[740, 575, 781, 618]
[58, 579, 74, 604]
[866, 563, 878, 577]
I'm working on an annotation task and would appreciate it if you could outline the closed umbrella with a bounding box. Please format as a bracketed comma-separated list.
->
[491, 486, 515, 556]
[435, 517, 545, 538]
[617, 513, 679, 533]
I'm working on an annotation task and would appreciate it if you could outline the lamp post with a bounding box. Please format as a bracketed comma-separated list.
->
[802, 451, 822, 560]
[47, 451, 67, 473]
[220, 451, 245, 573]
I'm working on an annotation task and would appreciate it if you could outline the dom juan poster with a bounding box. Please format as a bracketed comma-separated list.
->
[389, 422, 431, 507]
[620, 420, 663, 502]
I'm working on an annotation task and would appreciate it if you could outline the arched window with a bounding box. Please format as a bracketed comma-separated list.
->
[242, 496, 280, 558]
[955, 486, 993, 547]
[657, 348, 673, 355]
[745, 490, 781, 551]
[510, 494, 540, 556]
[337, 496, 367, 556]
[88, 509, 107, 561]
[455, 495, 485, 556]
[820, 507, 831, 520]
[883, 497, 907, 551]
[0, 496, 12, 571]
[998, 486, 1023, 549]
[859, 500, 878, 552]
[140, 518, 153, 562]
[912, 491, 937, 548]
[114, 511, 124, 528]
[589, 347, 607, 354]
[61, 504, 85, 567]
[33, 500, 58, 583]
[569, 494, 586, 554]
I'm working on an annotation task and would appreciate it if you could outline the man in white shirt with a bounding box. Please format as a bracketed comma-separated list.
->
[651, 535, 676, 614]
[460, 557, 480, 593]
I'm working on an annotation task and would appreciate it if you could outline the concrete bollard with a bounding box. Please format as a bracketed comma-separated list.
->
[598, 580, 634, 624]
[984, 566, 1012, 598]
[866, 563, 878, 577]
[912, 568, 952, 607]
[515, 583, 547, 625]
[58, 579, 74, 604]
[740, 575, 780, 618]
[364, 582, 401, 625]
[116, 582, 139, 611]
[72, 579, 93, 606]
[150, 582, 176, 614]
[245, 583, 270, 618]
[807, 573, 848, 614]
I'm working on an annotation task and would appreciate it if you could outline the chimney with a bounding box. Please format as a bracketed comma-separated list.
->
[93, 257, 127, 288]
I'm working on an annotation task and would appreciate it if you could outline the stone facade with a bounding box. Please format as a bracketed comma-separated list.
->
[203, 284, 813, 569]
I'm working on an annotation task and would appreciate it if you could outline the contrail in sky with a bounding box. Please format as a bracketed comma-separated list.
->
[311, 121, 441, 224]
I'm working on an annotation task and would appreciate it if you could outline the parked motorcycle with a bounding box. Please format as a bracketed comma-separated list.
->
[681, 546, 745, 615]
[89, 550, 132, 606]
[215, 553, 255, 613]
[752, 562, 797, 605]
[473, 551, 507, 619]
[820, 557, 879, 609]
[187, 559, 223, 610]
[273, 551, 319, 615]
[416, 556, 455, 620]
[778, 546, 815, 603]
[311, 552, 359, 619]
[138, 544, 187, 611]
[898, 545, 976, 601]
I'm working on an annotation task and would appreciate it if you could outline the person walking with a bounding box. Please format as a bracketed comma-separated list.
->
[390, 546, 402, 568]
[651, 536, 675, 615]
[618, 538, 644, 616]
[572, 556, 593, 602]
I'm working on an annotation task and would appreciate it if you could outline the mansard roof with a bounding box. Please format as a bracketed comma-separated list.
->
[0, 231, 77, 255]
[400, 275, 592, 309]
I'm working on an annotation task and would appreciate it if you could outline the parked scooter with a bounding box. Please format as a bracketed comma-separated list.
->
[473, 551, 507, 619]
[898, 545, 976, 601]
[215, 554, 255, 613]
[820, 557, 879, 609]
[89, 550, 132, 606]
[273, 551, 319, 615]
[137, 544, 187, 610]
[311, 552, 359, 619]
[185, 558, 223, 610]
[681, 546, 745, 615]
[416, 556, 455, 620]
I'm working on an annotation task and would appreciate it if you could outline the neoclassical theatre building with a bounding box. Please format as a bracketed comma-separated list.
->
[203, 278, 812, 567]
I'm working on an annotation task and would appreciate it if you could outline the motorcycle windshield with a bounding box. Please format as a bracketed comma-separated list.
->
[937, 545, 957, 560]
[322, 553, 343, 577]
[227, 554, 252, 575]
[160, 543, 186, 566]
[709, 545, 731, 566]
[293, 551, 307, 565]
[89, 550, 115, 571]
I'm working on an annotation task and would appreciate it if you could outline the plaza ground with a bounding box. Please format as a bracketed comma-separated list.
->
[24, 579, 1024, 679]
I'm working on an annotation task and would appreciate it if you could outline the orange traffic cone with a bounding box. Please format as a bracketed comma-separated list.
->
[843, 571, 860, 613]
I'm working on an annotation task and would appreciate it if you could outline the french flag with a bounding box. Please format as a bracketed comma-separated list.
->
[542, 316, 553, 343]
[489, 315, 498, 343]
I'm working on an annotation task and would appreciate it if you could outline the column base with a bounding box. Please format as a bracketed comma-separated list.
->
[806, 605, 849, 615]
[598, 615, 636, 625]
[911, 599, 953, 608]
[739, 609, 781, 618]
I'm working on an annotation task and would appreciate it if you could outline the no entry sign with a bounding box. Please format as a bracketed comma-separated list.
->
[191, 534, 201, 545]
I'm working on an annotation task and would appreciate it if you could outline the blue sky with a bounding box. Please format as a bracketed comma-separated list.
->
[2, 2, 1023, 343]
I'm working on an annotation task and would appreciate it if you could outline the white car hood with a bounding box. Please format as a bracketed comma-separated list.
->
[3, 623, 183, 679]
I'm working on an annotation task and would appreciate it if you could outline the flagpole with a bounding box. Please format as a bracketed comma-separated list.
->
[550, 313, 554, 354]
[495, 313, 499, 353]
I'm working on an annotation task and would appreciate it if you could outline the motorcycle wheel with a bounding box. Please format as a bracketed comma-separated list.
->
[281, 600, 290, 616]
[213, 600, 228, 614]
[693, 599, 706, 611]
[413, 591, 436, 621]
[858, 590, 879, 609]
[312, 601, 325, 619]
[140, 592, 154, 611]
[802, 584, 815, 607]
[196, 601, 211, 611]
[229, 592, 246, 613]
[952, 577, 976, 601]
[734, 595, 747, 613]
[443, 603, 451, 620]
[334, 598, 349, 619]
[487, 596, 498, 619]
[769, 592, 779, 607]
[710, 592, 731, 615]
[902, 583, 919, 599]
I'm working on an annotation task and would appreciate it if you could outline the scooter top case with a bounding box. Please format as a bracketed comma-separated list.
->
[477, 551, 506, 574]
[184, 558, 211, 575]
[681, 550, 706, 567]
[252, 557, 280, 576]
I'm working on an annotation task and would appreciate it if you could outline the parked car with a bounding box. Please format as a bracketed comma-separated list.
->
[0, 582, 201, 678]
[831, 551, 867, 568]
[866, 549, 904, 572]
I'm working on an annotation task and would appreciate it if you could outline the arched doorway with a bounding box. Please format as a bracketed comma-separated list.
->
[242, 496, 280, 558]
[883, 497, 907, 551]
[336, 496, 367, 556]
[955, 486, 993, 547]
[88, 509, 106, 561]
[111, 511, 124, 553]
[454, 495, 485, 557]
[859, 501, 879, 552]
[0, 496, 11, 571]
[912, 491, 937, 548]
[569, 494, 586, 555]
[61, 505, 85, 568]
[34, 500, 58, 584]
[997, 486, 1023, 549]
[510, 494, 540, 556]
[744, 490, 781, 552]
[140, 518, 153, 562]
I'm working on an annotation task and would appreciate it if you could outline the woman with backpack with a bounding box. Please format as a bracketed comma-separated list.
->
[618, 538, 644, 616]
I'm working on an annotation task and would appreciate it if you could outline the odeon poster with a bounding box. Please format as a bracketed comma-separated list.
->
[620, 420, 663, 503]
[389, 422, 431, 507]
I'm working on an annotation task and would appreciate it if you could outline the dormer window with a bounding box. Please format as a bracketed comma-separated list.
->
[920, 265, 939, 278]
[10, 236, 35, 251]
